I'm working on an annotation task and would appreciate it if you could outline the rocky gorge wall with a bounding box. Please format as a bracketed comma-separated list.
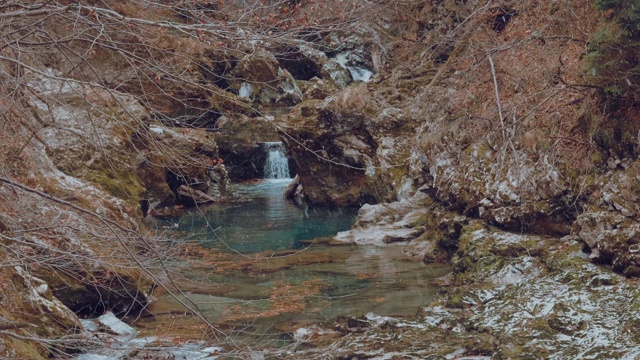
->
[278, 0, 640, 278]
[269, 0, 640, 356]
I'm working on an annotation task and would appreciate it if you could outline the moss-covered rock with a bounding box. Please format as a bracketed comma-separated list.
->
[29, 73, 149, 210]
[451, 221, 553, 284]
[0, 102, 156, 357]
[417, 138, 576, 236]
[0, 265, 80, 359]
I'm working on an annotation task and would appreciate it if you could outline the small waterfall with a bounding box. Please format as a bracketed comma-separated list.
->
[263, 142, 291, 179]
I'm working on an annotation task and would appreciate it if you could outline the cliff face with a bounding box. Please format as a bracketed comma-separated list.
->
[0, 42, 233, 360]
[0, 74, 155, 357]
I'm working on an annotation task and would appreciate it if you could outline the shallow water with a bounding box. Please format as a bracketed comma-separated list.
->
[141, 180, 449, 344]
[153, 179, 358, 253]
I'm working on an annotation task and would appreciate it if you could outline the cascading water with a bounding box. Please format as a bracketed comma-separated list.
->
[263, 142, 291, 179]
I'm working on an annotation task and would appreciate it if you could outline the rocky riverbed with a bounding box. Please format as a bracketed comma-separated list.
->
[74, 218, 640, 359]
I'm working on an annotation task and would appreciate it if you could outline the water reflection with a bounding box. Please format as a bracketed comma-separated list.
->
[140, 179, 450, 344]
[151, 179, 358, 253]
[138, 245, 450, 344]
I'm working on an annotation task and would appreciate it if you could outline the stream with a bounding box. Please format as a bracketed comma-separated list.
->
[159, 179, 357, 253]
[139, 179, 450, 347]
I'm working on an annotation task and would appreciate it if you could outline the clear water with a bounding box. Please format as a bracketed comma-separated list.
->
[141, 180, 450, 344]
[140, 245, 450, 341]
[153, 179, 357, 253]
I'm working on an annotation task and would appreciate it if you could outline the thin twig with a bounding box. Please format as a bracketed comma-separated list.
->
[487, 52, 505, 136]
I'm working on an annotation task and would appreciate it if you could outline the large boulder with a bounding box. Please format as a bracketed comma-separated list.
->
[278, 84, 381, 206]
[229, 49, 303, 106]
[277, 77, 423, 207]
[334, 188, 467, 263]
[140, 124, 230, 207]
[416, 139, 575, 235]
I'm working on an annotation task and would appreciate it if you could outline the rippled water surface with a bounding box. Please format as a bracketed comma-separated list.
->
[141, 180, 449, 342]
[155, 179, 358, 253]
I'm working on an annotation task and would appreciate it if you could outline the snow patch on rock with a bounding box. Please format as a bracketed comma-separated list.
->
[97, 312, 137, 336]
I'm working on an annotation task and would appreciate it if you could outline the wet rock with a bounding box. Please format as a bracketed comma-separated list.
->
[25, 72, 228, 214]
[279, 84, 381, 206]
[322, 59, 353, 88]
[334, 197, 430, 246]
[176, 184, 216, 204]
[277, 68, 304, 105]
[333, 188, 468, 263]
[1, 186, 153, 324]
[214, 115, 285, 180]
[229, 49, 303, 106]
[284, 175, 301, 200]
[207, 162, 231, 197]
